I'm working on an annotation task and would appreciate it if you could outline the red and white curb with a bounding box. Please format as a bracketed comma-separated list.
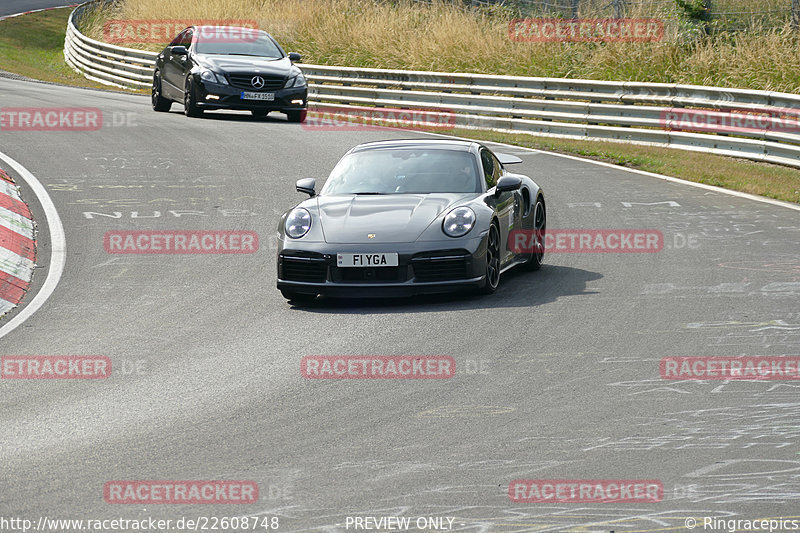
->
[0, 168, 35, 317]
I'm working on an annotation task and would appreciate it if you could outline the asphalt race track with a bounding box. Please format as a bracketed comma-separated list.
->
[0, 1, 76, 18]
[1, 76, 800, 531]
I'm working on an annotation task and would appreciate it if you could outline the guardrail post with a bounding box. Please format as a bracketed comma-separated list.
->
[571, 0, 580, 18]
[793, 0, 800, 29]
[613, 0, 627, 19]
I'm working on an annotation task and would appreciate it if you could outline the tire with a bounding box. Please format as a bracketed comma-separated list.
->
[183, 79, 203, 118]
[479, 223, 501, 294]
[251, 109, 269, 118]
[151, 72, 171, 112]
[286, 109, 307, 123]
[524, 196, 546, 271]
[281, 289, 316, 303]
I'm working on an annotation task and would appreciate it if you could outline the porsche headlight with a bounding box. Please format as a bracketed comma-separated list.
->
[284, 73, 306, 88]
[285, 208, 312, 238]
[442, 206, 475, 238]
[200, 69, 228, 85]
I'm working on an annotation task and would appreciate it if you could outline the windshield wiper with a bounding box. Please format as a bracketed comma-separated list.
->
[353, 192, 386, 195]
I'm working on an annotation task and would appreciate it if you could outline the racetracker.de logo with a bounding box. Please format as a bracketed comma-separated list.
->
[104, 481, 258, 504]
[1, 356, 110, 379]
[509, 229, 663, 253]
[0, 108, 101, 131]
[301, 356, 455, 379]
[661, 107, 800, 135]
[661, 356, 800, 380]
[303, 105, 456, 131]
[509, 18, 664, 42]
[103, 20, 259, 44]
[104, 231, 258, 254]
[509, 479, 663, 503]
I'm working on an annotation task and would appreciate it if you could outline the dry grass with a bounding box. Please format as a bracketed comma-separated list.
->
[81, 0, 800, 92]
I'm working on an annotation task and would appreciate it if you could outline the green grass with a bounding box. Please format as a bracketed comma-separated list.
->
[0, 8, 117, 89]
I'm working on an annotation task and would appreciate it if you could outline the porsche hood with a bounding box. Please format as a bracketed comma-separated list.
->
[315, 194, 474, 244]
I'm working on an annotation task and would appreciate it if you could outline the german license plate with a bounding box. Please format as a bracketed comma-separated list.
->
[241, 91, 274, 101]
[337, 253, 399, 267]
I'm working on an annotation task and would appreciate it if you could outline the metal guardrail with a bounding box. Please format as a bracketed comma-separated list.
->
[63, 1, 800, 168]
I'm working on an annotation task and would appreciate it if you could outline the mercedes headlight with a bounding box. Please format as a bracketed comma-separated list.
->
[200, 69, 228, 85]
[442, 206, 476, 238]
[284, 73, 306, 88]
[285, 208, 312, 238]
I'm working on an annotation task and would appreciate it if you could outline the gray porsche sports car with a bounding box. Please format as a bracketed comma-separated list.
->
[276, 139, 546, 302]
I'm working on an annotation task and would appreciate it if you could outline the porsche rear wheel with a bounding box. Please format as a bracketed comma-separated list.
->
[480, 223, 501, 294]
[524, 196, 546, 271]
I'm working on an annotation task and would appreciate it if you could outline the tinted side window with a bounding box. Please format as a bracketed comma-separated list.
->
[491, 153, 503, 181]
[481, 149, 496, 188]
[181, 29, 194, 48]
[169, 30, 187, 47]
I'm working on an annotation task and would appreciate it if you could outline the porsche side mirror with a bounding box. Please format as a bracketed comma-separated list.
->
[495, 175, 522, 196]
[171, 46, 188, 56]
[288, 52, 301, 62]
[296, 178, 316, 197]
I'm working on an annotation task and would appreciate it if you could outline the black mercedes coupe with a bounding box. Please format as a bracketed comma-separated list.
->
[276, 139, 546, 302]
[152, 25, 308, 121]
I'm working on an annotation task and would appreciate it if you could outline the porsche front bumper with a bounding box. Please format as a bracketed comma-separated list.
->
[276, 235, 488, 297]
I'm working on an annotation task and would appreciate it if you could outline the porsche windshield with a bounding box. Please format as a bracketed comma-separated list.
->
[320, 149, 481, 195]
[194, 29, 283, 58]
